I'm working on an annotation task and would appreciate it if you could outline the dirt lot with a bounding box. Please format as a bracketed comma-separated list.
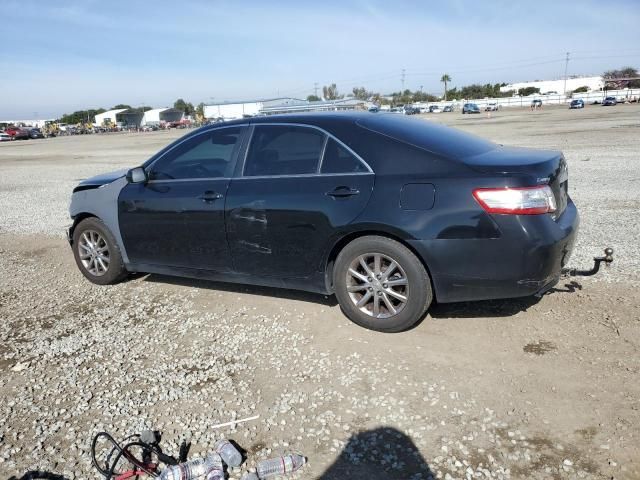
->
[1, 106, 639, 480]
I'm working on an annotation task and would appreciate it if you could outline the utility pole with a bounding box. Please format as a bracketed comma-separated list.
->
[563, 52, 570, 97]
[314, 82, 319, 98]
[401, 68, 406, 92]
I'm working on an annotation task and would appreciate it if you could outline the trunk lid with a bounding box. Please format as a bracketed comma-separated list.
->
[464, 145, 569, 218]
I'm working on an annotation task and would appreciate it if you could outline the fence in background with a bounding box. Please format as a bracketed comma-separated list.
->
[410, 88, 640, 111]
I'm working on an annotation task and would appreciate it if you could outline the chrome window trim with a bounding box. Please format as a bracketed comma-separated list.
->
[317, 134, 329, 174]
[232, 171, 373, 181]
[147, 177, 232, 184]
[241, 122, 374, 178]
[145, 124, 248, 181]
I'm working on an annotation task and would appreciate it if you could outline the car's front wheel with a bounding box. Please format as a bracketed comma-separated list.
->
[334, 236, 433, 332]
[72, 217, 127, 285]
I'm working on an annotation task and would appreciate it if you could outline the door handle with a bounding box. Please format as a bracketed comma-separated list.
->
[198, 191, 223, 202]
[326, 186, 360, 198]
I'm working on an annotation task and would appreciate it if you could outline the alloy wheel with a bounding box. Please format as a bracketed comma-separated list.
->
[346, 253, 409, 318]
[78, 230, 110, 276]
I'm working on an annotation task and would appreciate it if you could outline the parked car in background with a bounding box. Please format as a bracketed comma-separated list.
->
[28, 128, 45, 139]
[569, 99, 585, 109]
[67, 112, 578, 332]
[368, 105, 380, 113]
[602, 96, 617, 106]
[403, 105, 419, 115]
[443, 105, 453, 113]
[531, 99, 543, 109]
[462, 103, 480, 114]
[429, 105, 442, 113]
[0, 132, 12, 142]
[485, 102, 499, 112]
[4, 126, 30, 140]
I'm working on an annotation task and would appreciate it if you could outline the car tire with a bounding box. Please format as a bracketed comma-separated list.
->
[333, 236, 433, 333]
[72, 217, 128, 285]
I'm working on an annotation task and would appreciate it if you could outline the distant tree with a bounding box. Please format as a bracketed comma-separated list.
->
[352, 87, 371, 100]
[58, 108, 106, 125]
[195, 102, 205, 120]
[572, 86, 590, 93]
[173, 98, 195, 115]
[306, 94, 321, 102]
[322, 84, 340, 100]
[112, 104, 132, 110]
[603, 66, 640, 88]
[518, 86, 540, 96]
[440, 74, 451, 100]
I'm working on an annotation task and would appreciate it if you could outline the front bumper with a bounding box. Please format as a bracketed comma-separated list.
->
[409, 200, 579, 303]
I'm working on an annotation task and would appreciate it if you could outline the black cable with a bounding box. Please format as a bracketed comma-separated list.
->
[91, 432, 159, 478]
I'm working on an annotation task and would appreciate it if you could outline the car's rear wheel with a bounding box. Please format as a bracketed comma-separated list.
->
[72, 217, 127, 285]
[334, 236, 432, 332]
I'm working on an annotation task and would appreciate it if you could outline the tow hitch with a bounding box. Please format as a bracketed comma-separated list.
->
[561, 247, 614, 277]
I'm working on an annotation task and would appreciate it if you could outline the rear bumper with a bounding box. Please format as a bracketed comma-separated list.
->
[409, 200, 579, 303]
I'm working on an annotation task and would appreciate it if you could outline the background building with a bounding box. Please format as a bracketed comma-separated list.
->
[0, 119, 52, 128]
[94, 108, 128, 126]
[142, 107, 183, 126]
[203, 98, 303, 120]
[500, 76, 603, 94]
[260, 98, 366, 115]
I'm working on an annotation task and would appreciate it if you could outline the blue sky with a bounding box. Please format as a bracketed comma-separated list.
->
[1, 0, 639, 118]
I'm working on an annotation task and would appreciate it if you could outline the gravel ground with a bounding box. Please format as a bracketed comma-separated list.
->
[1, 107, 639, 479]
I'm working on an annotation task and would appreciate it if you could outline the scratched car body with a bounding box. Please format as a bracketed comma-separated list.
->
[68, 112, 578, 332]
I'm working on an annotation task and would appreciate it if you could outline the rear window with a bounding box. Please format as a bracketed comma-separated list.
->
[356, 114, 496, 159]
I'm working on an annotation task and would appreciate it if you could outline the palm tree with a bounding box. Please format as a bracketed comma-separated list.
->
[440, 74, 451, 101]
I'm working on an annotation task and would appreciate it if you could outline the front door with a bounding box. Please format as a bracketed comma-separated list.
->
[118, 126, 247, 271]
[225, 124, 374, 278]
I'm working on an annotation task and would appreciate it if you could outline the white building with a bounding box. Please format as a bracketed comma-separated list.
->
[260, 98, 366, 115]
[142, 107, 183, 126]
[500, 76, 604, 94]
[203, 98, 303, 120]
[0, 119, 53, 128]
[94, 108, 128, 126]
[94, 108, 148, 127]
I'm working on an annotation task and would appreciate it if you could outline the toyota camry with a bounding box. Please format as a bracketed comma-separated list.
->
[68, 113, 578, 332]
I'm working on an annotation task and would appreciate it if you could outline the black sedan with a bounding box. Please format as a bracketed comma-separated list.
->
[68, 113, 578, 332]
[602, 96, 617, 106]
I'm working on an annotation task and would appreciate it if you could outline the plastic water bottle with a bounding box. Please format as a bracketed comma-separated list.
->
[214, 438, 243, 467]
[159, 453, 223, 480]
[241, 472, 259, 480]
[256, 453, 306, 478]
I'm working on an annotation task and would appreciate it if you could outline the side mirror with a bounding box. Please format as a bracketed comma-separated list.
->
[127, 167, 147, 184]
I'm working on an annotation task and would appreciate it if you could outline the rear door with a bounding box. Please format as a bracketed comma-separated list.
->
[118, 126, 247, 270]
[225, 124, 374, 278]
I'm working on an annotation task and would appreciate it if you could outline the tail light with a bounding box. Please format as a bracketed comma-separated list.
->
[473, 186, 557, 215]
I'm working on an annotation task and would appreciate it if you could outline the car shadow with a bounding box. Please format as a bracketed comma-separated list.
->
[429, 296, 540, 319]
[429, 279, 583, 319]
[318, 426, 434, 479]
[139, 275, 583, 321]
[142, 273, 339, 307]
[8, 472, 69, 480]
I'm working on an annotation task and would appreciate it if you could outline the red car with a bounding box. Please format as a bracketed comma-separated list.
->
[4, 126, 30, 140]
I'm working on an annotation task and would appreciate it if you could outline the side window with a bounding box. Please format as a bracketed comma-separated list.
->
[321, 138, 369, 174]
[149, 127, 244, 180]
[244, 125, 325, 176]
